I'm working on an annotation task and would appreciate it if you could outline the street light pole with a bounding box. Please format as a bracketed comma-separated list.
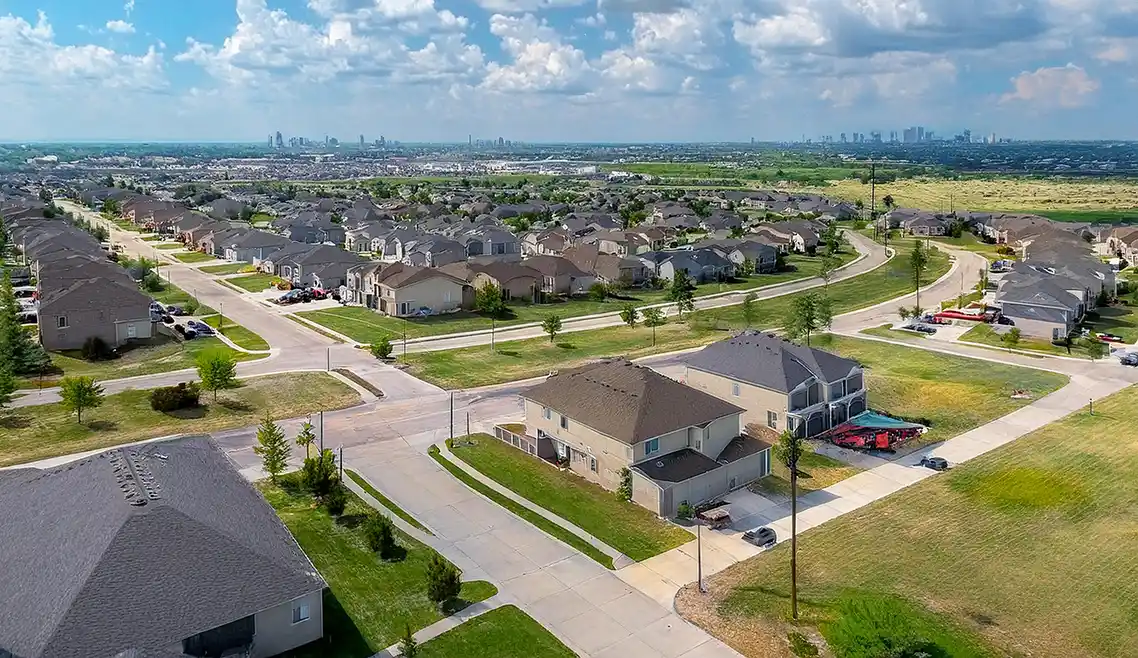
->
[449, 392, 454, 441]
[697, 521, 706, 594]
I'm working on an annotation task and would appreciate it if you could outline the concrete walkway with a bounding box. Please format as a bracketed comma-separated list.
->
[343, 436, 743, 658]
[435, 441, 636, 569]
[374, 597, 509, 657]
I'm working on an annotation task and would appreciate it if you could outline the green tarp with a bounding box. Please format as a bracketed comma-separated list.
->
[842, 411, 924, 430]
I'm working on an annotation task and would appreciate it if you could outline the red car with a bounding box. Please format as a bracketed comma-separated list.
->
[1098, 333, 1125, 343]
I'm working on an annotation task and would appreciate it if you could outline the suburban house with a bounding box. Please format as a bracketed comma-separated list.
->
[439, 261, 540, 301]
[223, 230, 293, 263]
[694, 239, 779, 273]
[524, 255, 596, 296]
[263, 245, 366, 289]
[344, 262, 386, 307]
[401, 236, 467, 268]
[370, 262, 471, 316]
[518, 359, 773, 518]
[639, 248, 735, 283]
[0, 435, 325, 658]
[563, 244, 650, 287]
[685, 332, 867, 438]
[753, 221, 820, 253]
[521, 228, 569, 256]
[37, 275, 154, 351]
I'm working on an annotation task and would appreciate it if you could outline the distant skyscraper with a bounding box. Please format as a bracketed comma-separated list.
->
[379, 135, 386, 148]
[498, 136, 505, 147]
[359, 134, 365, 149]
[916, 126, 925, 142]
[963, 129, 972, 144]
[839, 132, 846, 143]
[274, 131, 284, 148]
[268, 135, 273, 148]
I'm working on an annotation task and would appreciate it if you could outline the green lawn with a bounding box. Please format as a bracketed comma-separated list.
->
[16, 336, 262, 389]
[1031, 208, 1138, 223]
[1085, 304, 1138, 342]
[400, 240, 950, 389]
[959, 323, 1102, 359]
[678, 385, 1138, 658]
[428, 446, 616, 569]
[929, 233, 1012, 261]
[154, 243, 185, 250]
[751, 450, 862, 499]
[417, 605, 575, 658]
[201, 314, 271, 351]
[260, 474, 497, 658]
[173, 250, 219, 263]
[227, 273, 281, 292]
[448, 434, 692, 561]
[811, 334, 1068, 446]
[0, 372, 360, 467]
[199, 262, 253, 275]
[345, 469, 433, 534]
[141, 235, 164, 242]
[295, 252, 858, 344]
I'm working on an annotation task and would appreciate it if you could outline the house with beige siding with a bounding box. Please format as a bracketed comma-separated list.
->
[518, 359, 772, 517]
[684, 332, 867, 438]
[371, 263, 471, 317]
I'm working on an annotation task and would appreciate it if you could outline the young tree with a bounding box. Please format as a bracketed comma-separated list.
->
[740, 257, 756, 277]
[909, 240, 930, 312]
[882, 194, 895, 210]
[399, 624, 419, 658]
[370, 336, 393, 360]
[619, 304, 639, 328]
[542, 314, 562, 343]
[820, 223, 843, 255]
[302, 448, 340, 497]
[898, 306, 913, 322]
[426, 554, 462, 608]
[59, 376, 104, 424]
[295, 419, 317, 459]
[253, 415, 290, 483]
[785, 292, 833, 346]
[818, 255, 840, 290]
[641, 307, 666, 346]
[474, 282, 507, 317]
[1088, 338, 1109, 361]
[196, 349, 238, 401]
[616, 467, 633, 502]
[0, 270, 44, 375]
[667, 271, 696, 316]
[741, 292, 758, 328]
[774, 429, 813, 620]
[365, 513, 398, 559]
[0, 367, 16, 411]
[1001, 327, 1022, 352]
[588, 282, 609, 302]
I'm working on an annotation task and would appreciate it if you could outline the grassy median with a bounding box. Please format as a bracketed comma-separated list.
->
[416, 605, 575, 658]
[201, 314, 271, 351]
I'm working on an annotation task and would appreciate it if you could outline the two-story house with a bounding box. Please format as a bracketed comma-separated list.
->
[685, 331, 867, 438]
[519, 358, 772, 518]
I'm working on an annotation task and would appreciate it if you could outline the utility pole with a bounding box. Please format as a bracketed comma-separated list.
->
[697, 521, 706, 593]
[449, 392, 454, 441]
[491, 316, 496, 353]
[466, 412, 470, 438]
[319, 410, 324, 452]
[326, 347, 331, 371]
[338, 445, 344, 481]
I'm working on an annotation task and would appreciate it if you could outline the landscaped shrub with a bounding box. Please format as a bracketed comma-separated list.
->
[323, 482, 347, 516]
[616, 467, 633, 502]
[80, 336, 114, 361]
[426, 553, 461, 607]
[148, 382, 201, 412]
[364, 513, 397, 558]
[141, 272, 164, 292]
[676, 501, 693, 520]
[787, 632, 819, 658]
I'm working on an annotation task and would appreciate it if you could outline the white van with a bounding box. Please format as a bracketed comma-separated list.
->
[13, 286, 36, 299]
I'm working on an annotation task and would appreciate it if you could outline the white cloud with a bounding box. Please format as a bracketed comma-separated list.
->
[733, 7, 828, 51]
[0, 11, 164, 90]
[631, 8, 721, 69]
[124, 0, 136, 15]
[474, 0, 589, 12]
[105, 19, 136, 34]
[1000, 63, 1100, 107]
[482, 13, 592, 92]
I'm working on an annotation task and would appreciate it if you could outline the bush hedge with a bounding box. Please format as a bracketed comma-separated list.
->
[149, 381, 201, 412]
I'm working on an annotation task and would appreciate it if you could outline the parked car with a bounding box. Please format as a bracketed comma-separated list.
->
[184, 329, 198, 340]
[186, 320, 215, 336]
[173, 323, 186, 336]
[1120, 352, 1138, 367]
[166, 305, 186, 316]
[907, 323, 937, 334]
[309, 288, 328, 300]
[161, 314, 174, 324]
[919, 456, 950, 471]
[742, 527, 777, 548]
[1097, 333, 1124, 343]
[17, 311, 36, 324]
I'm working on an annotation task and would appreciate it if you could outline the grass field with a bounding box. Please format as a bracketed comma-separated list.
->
[173, 250, 219, 263]
[752, 450, 863, 499]
[260, 474, 497, 657]
[448, 434, 692, 561]
[295, 253, 856, 344]
[0, 372, 359, 467]
[201, 314, 271, 351]
[15, 336, 263, 389]
[819, 178, 1138, 221]
[345, 469, 432, 534]
[677, 384, 1138, 658]
[227, 273, 280, 292]
[416, 605, 576, 658]
[857, 323, 929, 343]
[428, 445, 616, 569]
[929, 232, 1011, 261]
[141, 235, 164, 242]
[199, 262, 253, 275]
[958, 323, 1111, 359]
[154, 243, 185, 250]
[399, 240, 949, 389]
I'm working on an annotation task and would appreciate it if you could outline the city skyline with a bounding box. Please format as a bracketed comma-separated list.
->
[3, 0, 1138, 142]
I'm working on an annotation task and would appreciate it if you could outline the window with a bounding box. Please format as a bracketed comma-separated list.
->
[767, 411, 778, 429]
[292, 601, 310, 624]
[732, 382, 740, 397]
[56, 316, 68, 329]
[590, 456, 597, 473]
[543, 407, 551, 420]
[560, 415, 568, 430]
[645, 438, 660, 455]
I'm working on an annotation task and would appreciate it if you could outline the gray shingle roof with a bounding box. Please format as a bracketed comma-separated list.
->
[0, 436, 324, 658]
[687, 331, 860, 393]
[521, 358, 743, 444]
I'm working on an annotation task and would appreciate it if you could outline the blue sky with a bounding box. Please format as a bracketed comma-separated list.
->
[2, 0, 1137, 142]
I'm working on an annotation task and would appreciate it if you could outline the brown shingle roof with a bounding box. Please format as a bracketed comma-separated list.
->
[521, 359, 743, 444]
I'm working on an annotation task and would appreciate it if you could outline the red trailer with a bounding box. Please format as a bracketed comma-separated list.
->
[823, 411, 926, 451]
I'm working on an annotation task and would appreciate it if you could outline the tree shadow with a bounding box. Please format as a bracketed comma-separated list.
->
[0, 414, 31, 429]
[335, 513, 368, 530]
[496, 350, 520, 358]
[967, 611, 999, 627]
[441, 594, 479, 615]
[555, 342, 577, 350]
[277, 590, 371, 658]
[380, 545, 408, 562]
[86, 420, 118, 432]
[166, 406, 208, 419]
[217, 399, 253, 412]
